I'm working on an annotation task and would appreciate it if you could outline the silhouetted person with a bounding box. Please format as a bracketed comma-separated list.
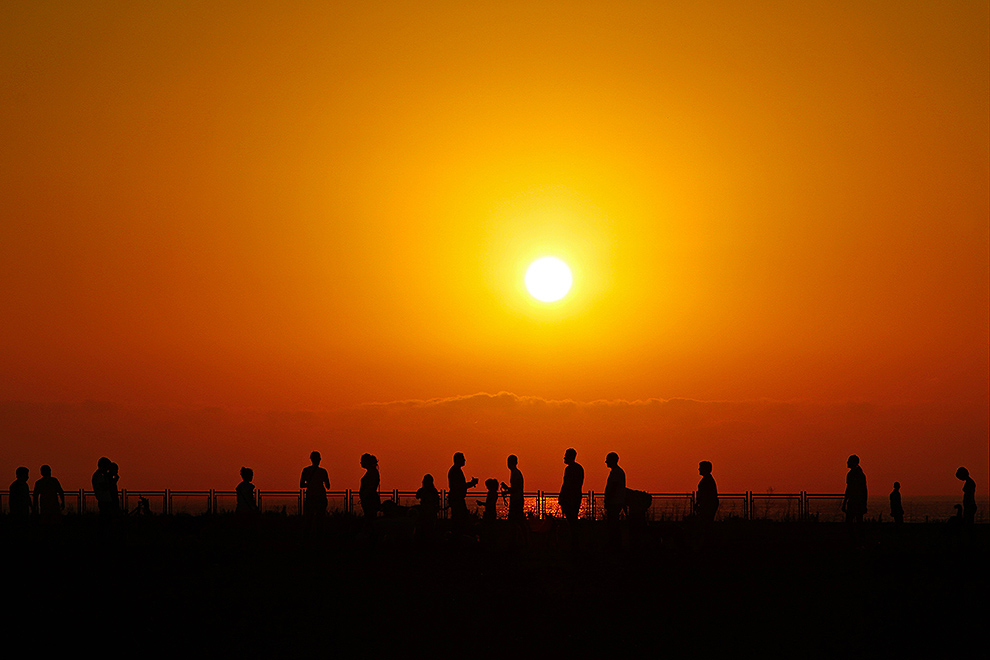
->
[558, 448, 584, 549]
[9, 467, 32, 518]
[300, 451, 330, 525]
[236, 467, 259, 516]
[359, 453, 381, 522]
[448, 452, 478, 536]
[502, 455, 525, 523]
[477, 478, 500, 523]
[605, 452, 626, 551]
[416, 474, 440, 540]
[92, 457, 115, 519]
[842, 454, 867, 546]
[956, 467, 976, 526]
[33, 465, 65, 521]
[889, 482, 904, 527]
[696, 461, 719, 523]
[107, 461, 121, 514]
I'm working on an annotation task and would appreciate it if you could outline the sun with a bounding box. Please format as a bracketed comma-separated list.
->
[525, 257, 573, 302]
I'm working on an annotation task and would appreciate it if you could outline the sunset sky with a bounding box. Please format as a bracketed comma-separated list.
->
[2, 2, 987, 495]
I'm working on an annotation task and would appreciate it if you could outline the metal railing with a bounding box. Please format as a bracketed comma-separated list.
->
[0, 488, 850, 521]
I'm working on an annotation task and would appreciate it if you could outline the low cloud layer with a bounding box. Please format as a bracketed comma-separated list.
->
[2, 393, 986, 495]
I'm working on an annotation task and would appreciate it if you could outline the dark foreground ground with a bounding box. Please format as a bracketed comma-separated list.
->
[2, 514, 985, 658]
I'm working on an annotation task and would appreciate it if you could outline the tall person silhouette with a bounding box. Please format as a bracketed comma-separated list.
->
[696, 461, 719, 523]
[360, 453, 381, 543]
[558, 448, 584, 549]
[448, 452, 478, 537]
[300, 451, 330, 528]
[33, 465, 65, 522]
[502, 455, 524, 523]
[842, 455, 867, 546]
[605, 452, 626, 551]
[956, 467, 976, 526]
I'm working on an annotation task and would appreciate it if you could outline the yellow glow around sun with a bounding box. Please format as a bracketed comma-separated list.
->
[525, 257, 573, 302]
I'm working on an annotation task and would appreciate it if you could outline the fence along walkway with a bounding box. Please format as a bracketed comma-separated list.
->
[0, 489, 850, 522]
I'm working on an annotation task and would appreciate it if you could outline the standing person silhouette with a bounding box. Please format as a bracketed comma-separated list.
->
[107, 462, 121, 515]
[300, 451, 330, 527]
[696, 461, 719, 523]
[842, 455, 868, 546]
[956, 467, 976, 526]
[360, 453, 381, 542]
[605, 452, 626, 551]
[448, 452, 478, 537]
[92, 457, 114, 519]
[502, 455, 524, 523]
[889, 482, 904, 528]
[236, 467, 259, 516]
[558, 448, 585, 549]
[9, 467, 32, 519]
[416, 474, 440, 542]
[33, 465, 65, 522]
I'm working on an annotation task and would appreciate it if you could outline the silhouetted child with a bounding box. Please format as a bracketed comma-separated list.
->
[889, 482, 904, 527]
[9, 467, 32, 518]
[956, 467, 976, 526]
[477, 478, 500, 522]
[33, 464, 65, 521]
[236, 467, 259, 515]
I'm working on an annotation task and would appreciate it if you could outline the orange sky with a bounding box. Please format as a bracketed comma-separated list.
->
[1, 2, 987, 494]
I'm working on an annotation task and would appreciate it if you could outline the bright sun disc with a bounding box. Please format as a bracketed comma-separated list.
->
[525, 257, 573, 302]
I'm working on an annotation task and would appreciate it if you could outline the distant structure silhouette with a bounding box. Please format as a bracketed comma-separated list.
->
[889, 482, 904, 527]
[956, 467, 976, 526]
[696, 461, 719, 523]
[9, 467, 32, 518]
[558, 448, 584, 549]
[360, 453, 381, 522]
[300, 451, 330, 524]
[605, 452, 626, 551]
[33, 464, 65, 521]
[447, 452, 478, 536]
[842, 455, 867, 545]
[415, 474, 440, 540]
[477, 478, 499, 523]
[236, 467, 259, 516]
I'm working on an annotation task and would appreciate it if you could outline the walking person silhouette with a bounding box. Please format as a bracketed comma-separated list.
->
[558, 448, 584, 550]
[889, 482, 904, 528]
[605, 452, 626, 552]
[842, 455, 868, 547]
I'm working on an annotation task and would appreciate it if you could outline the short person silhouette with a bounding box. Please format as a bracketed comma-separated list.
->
[236, 467, 259, 515]
[9, 467, 32, 517]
